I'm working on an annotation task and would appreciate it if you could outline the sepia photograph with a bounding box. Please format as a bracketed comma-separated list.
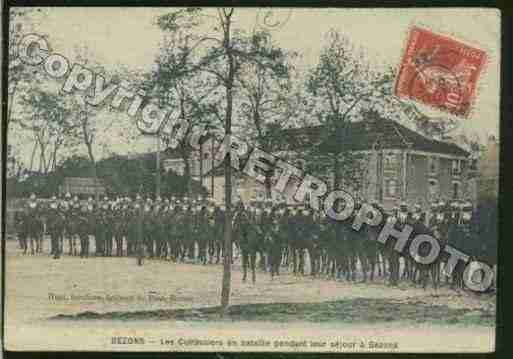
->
[3, 6, 499, 352]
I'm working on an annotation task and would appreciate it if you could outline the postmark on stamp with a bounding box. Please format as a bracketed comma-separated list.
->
[395, 26, 487, 117]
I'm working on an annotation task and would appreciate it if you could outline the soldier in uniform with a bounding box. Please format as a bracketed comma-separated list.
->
[25, 193, 44, 255]
[360, 200, 381, 282]
[67, 195, 81, 256]
[76, 198, 92, 258]
[236, 203, 259, 283]
[142, 198, 155, 259]
[447, 201, 471, 289]
[112, 198, 125, 257]
[127, 195, 142, 256]
[135, 195, 145, 265]
[47, 196, 64, 259]
[213, 204, 225, 264]
[411, 203, 427, 225]
[195, 204, 209, 265]
[266, 208, 284, 280]
[206, 200, 217, 264]
[14, 204, 28, 254]
[396, 201, 414, 281]
[383, 204, 400, 285]
[153, 197, 165, 259]
[100, 196, 114, 256]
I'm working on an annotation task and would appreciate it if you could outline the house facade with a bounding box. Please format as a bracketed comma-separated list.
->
[160, 114, 471, 209]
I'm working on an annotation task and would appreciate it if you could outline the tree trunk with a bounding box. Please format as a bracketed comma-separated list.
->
[156, 136, 161, 198]
[85, 138, 98, 201]
[28, 140, 37, 172]
[220, 10, 234, 312]
[38, 137, 47, 174]
[6, 81, 18, 137]
[333, 153, 342, 240]
[82, 114, 99, 201]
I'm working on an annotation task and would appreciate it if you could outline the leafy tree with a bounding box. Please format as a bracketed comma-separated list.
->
[235, 30, 297, 197]
[147, 28, 222, 195]
[305, 30, 392, 197]
[156, 7, 295, 310]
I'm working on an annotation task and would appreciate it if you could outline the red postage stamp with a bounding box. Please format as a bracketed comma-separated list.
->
[395, 26, 487, 117]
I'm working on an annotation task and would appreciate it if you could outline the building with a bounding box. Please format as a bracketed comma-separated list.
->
[477, 135, 499, 200]
[160, 113, 471, 209]
[58, 177, 106, 197]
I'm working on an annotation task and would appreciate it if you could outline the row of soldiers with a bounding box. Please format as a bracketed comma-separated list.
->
[14, 192, 485, 289]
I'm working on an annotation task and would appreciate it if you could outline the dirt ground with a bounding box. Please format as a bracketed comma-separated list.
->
[4, 240, 495, 352]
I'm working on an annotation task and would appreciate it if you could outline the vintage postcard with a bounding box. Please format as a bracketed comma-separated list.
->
[3, 7, 499, 352]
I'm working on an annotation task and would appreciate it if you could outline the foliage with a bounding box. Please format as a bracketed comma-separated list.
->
[9, 154, 208, 199]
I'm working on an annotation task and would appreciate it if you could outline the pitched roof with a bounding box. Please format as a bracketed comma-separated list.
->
[283, 115, 469, 157]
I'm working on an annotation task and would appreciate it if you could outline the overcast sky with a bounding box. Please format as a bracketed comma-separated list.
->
[11, 7, 500, 167]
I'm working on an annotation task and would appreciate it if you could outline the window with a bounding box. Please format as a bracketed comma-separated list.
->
[428, 179, 439, 201]
[452, 159, 461, 176]
[428, 156, 439, 175]
[452, 181, 460, 199]
[386, 179, 398, 197]
[384, 154, 398, 172]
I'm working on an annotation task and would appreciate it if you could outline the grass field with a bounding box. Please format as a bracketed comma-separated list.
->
[4, 240, 496, 352]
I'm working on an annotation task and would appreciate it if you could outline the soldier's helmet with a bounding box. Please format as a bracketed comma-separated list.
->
[29, 193, 36, 200]
[103, 196, 109, 202]
[136, 194, 141, 201]
[198, 195, 203, 202]
[51, 195, 57, 201]
[399, 201, 408, 211]
[156, 196, 162, 202]
[184, 196, 189, 202]
[164, 198, 170, 204]
[65, 192, 71, 199]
